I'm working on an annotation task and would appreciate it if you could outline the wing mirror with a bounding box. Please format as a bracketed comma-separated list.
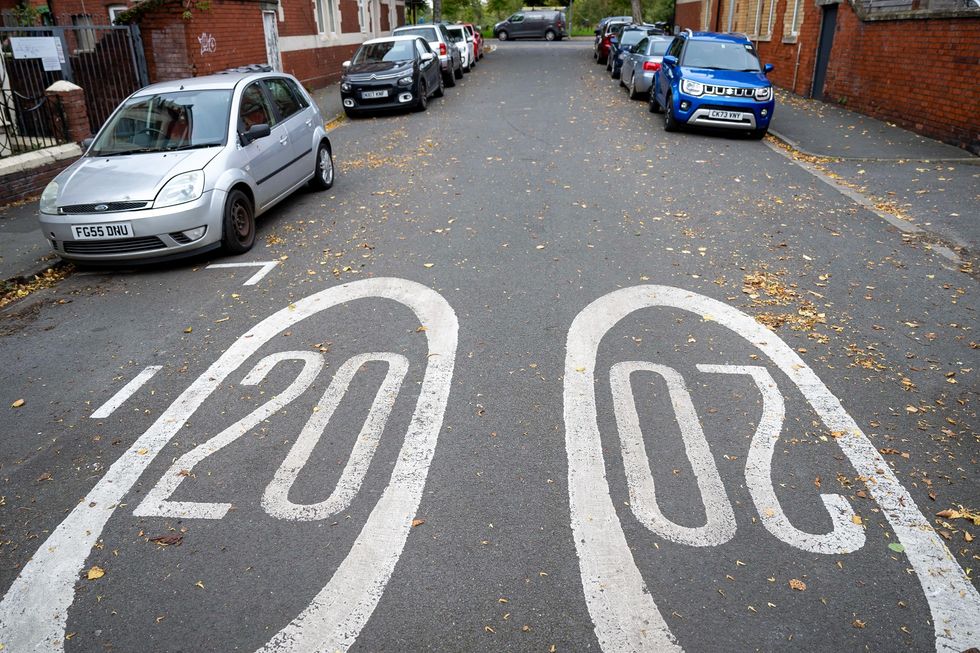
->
[342, 60, 351, 70]
[763, 63, 774, 74]
[421, 52, 436, 62]
[81, 137, 94, 151]
[663, 54, 678, 67]
[240, 123, 271, 145]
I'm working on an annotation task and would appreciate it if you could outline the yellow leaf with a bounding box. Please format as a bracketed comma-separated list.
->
[423, 263, 434, 268]
[183, 327, 193, 334]
[411, 519, 425, 527]
[788, 578, 806, 591]
[86, 566, 105, 580]
[195, 580, 205, 589]
[10, 399, 24, 408]
[851, 515, 863, 525]
[137, 448, 149, 455]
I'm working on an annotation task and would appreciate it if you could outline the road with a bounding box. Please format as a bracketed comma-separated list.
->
[1, 39, 977, 652]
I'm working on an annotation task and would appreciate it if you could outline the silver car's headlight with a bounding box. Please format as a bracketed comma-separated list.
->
[754, 86, 773, 101]
[397, 76, 413, 87]
[680, 79, 704, 97]
[40, 180, 59, 214]
[155, 171, 204, 209]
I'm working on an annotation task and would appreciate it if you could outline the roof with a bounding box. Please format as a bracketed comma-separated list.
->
[363, 34, 429, 44]
[685, 31, 753, 43]
[133, 71, 270, 95]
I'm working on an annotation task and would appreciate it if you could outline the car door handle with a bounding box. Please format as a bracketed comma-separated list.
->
[305, 118, 313, 127]
[279, 134, 288, 145]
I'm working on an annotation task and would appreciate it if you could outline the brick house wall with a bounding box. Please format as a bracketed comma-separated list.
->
[675, 0, 705, 30]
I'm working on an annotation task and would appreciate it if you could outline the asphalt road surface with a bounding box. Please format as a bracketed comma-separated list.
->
[1, 39, 977, 653]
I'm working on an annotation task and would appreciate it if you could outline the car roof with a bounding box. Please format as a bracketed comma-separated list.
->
[363, 34, 426, 44]
[684, 31, 752, 44]
[132, 71, 283, 95]
[394, 25, 438, 31]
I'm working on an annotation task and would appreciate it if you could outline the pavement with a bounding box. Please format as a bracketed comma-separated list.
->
[2, 79, 976, 287]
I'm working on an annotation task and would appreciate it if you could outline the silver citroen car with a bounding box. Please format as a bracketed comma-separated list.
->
[38, 71, 334, 263]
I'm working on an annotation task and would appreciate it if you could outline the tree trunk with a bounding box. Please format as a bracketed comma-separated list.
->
[432, 0, 442, 22]
[631, 0, 642, 22]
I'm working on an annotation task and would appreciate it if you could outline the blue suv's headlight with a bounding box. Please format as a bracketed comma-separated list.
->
[680, 79, 704, 97]
[754, 86, 773, 101]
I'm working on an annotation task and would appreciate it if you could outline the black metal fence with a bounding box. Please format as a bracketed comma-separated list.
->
[0, 87, 68, 158]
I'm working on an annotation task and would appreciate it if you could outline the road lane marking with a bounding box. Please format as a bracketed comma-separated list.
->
[262, 352, 409, 521]
[89, 365, 162, 419]
[133, 351, 324, 520]
[565, 285, 980, 653]
[697, 364, 864, 554]
[610, 362, 735, 547]
[0, 278, 458, 653]
[207, 260, 280, 286]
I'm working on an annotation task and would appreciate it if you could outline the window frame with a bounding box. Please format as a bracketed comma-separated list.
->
[262, 78, 303, 122]
[313, 0, 338, 36]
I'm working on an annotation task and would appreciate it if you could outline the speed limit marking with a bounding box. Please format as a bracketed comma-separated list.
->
[0, 278, 459, 653]
[563, 285, 980, 653]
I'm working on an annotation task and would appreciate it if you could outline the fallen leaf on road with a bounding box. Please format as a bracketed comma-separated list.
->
[411, 519, 425, 527]
[937, 507, 980, 526]
[150, 534, 184, 546]
[888, 542, 905, 553]
[423, 263, 434, 268]
[788, 579, 806, 591]
[851, 515, 863, 525]
[86, 566, 105, 580]
[195, 580, 205, 589]
[852, 619, 866, 629]
[183, 327, 193, 334]
[10, 399, 24, 408]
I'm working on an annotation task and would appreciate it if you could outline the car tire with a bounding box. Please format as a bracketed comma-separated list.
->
[415, 80, 428, 112]
[221, 189, 255, 255]
[498, 30, 508, 41]
[444, 69, 456, 87]
[606, 57, 612, 72]
[749, 128, 768, 140]
[544, 29, 556, 41]
[454, 63, 463, 79]
[628, 74, 641, 99]
[308, 142, 334, 191]
[649, 91, 662, 113]
[433, 73, 445, 98]
[612, 67, 620, 80]
[664, 93, 679, 132]
[463, 60, 470, 73]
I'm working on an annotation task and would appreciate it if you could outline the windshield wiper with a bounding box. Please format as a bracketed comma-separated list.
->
[94, 148, 156, 157]
[167, 142, 223, 151]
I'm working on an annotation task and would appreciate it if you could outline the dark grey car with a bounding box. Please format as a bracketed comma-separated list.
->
[494, 10, 568, 41]
[619, 36, 673, 100]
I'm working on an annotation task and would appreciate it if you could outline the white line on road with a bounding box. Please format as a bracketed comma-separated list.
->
[89, 365, 162, 419]
[206, 260, 280, 285]
[0, 278, 458, 653]
[565, 285, 980, 653]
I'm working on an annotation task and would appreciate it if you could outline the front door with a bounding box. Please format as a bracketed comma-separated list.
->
[263, 10, 283, 72]
[811, 3, 837, 100]
[238, 81, 292, 208]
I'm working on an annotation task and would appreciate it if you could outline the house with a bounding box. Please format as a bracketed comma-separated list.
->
[673, 0, 980, 153]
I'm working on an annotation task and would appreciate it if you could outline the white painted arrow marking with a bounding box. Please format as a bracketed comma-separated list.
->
[207, 260, 280, 286]
[90, 365, 162, 419]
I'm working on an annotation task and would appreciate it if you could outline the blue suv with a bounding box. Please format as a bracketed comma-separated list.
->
[650, 31, 775, 139]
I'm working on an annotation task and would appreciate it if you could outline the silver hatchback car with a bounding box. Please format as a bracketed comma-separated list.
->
[39, 71, 334, 263]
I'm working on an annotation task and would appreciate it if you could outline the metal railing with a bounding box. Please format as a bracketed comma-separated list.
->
[0, 87, 68, 158]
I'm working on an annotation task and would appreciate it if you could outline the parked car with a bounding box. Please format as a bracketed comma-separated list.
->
[650, 30, 775, 139]
[607, 25, 660, 79]
[38, 71, 333, 263]
[494, 10, 567, 41]
[593, 15, 632, 53]
[595, 20, 629, 64]
[392, 24, 462, 86]
[462, 22, 484, 60]
[618, 35, 672, 99]
[341, 36, 443, 117]
[446, 24, 475, 72]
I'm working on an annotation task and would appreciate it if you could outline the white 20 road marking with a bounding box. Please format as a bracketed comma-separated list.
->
[0, 277, 458, 653]
[207, 260, 280, 285]
[564, 285, 979, 653]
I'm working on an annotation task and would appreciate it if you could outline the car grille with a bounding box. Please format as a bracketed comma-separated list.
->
[702, 85, 755, 98]
[59, 201, 149, 214]
[62, 236, 166, 255]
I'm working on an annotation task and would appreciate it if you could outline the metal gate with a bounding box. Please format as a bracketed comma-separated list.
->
[1, 22, 149, 135]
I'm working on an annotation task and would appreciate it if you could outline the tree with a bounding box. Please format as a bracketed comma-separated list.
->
[630, 0, 642, 22]
[432, 0, 441, 22]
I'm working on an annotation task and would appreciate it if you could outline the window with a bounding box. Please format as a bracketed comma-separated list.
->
[71, 14, 96, 52]
[414, 38, 428, 58]
[635, 37, 649, 54]
[263, 79, 302, 121]
[765, 0, 776, 38]
[283, 79, 310, 109]
[239, 83, 275, 130]
[509, 13, 525, 22]
[754, 0, 766, 37]
[785, 0, 805, 35]
[107, 5, 127, 24]
[314, 0, 336, 34]
[666, 37, 684, 59]
[358, 0, 368, 32]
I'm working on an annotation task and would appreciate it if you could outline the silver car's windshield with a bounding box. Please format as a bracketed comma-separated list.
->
[394, 27, 437, 42]
[353, 40, 416, 63]
[91, 89, 233, 156]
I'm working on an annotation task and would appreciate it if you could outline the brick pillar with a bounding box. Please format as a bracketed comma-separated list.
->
[45, 80, 91, 144]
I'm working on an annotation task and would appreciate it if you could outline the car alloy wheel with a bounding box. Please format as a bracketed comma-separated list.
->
[309, 142, 334, 190]
[433, 72, 445, 98]
[545, 30, 555, 41]
[664, 93, 679, 132]
[498, 30, 508, 41]
[222, 189, 255, 254]
[416, 80, 428, 111]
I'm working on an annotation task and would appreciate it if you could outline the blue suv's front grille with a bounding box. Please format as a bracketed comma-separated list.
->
[702, 84, 754, 98]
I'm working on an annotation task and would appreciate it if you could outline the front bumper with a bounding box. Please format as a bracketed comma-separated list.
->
[341, 79, 417, 112]
[672, 93, 775, 131]
[39, 189, 227, 262]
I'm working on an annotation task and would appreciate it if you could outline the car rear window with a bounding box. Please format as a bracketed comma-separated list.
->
[448, 27, 466, 40]
[620, 30, 646, 46]
[650, 39, 671, 56]
[395, 27, 437, 42]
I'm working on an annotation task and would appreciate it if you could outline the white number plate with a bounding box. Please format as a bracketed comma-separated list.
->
[708, 110, 743, 121]
[71, 222, 133, 240]
[361, 90, 388, 99]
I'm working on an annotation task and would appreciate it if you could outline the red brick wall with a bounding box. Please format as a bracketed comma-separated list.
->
[0, 156, 79, 206]
[140, 12, 194, 82]
[184, 1, 268, 76]
[674, 1, 703, 30]
[284, 43, 359, 88]
[396, 4, 404, 26]
[280, 0, 318, 37]
[821, 4, 980, 153]
[380, 1, 390, 31]
[340, 0, 360, 33]
[752, 0, 822, 97]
